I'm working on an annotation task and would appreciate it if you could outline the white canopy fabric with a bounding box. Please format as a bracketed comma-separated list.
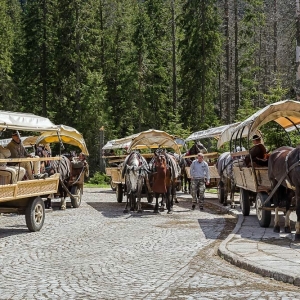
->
[104, 129, 181, 154]
[185, 123, 239, 142]
[0, 111, 58, 131]
[35, 124, 89, 155]
[232, 99, 300, 138]
[102, 140, 131, 150]
[128, 129, 181, 154]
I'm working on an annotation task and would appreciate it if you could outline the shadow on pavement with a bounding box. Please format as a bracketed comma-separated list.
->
[0, 226, 29, 238]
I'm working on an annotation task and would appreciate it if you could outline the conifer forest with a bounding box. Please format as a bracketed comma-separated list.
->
[0, 0, 298, 171]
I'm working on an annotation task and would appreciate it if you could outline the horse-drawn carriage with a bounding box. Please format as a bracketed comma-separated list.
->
[184, 124, 236, 192]
[228, 100, 300, 238]
[0, 111, 61, 232]
[103, 129, 182, 213]
[35, 124, 89, 209]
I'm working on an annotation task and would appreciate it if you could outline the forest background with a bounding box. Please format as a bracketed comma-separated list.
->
[0, 0, 298, 173]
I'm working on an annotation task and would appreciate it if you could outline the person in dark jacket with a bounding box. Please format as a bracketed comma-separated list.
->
[244, 135, 267, 167]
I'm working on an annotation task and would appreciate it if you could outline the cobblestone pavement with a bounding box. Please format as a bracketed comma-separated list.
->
[0, 188, 299, 299]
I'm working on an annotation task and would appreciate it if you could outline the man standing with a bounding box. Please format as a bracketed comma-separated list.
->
[190, 152, 210, 210]
[7, 131, 46, 180]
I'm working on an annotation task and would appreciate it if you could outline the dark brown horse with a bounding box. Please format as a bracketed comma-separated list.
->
[268, 146, 299, 238]
[151, 154, 169, 213]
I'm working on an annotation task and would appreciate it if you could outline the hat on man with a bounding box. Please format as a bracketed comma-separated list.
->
[252, 134, 261, 141]
[12, 131, 19, 136]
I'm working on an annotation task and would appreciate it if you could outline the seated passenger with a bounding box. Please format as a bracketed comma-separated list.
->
[6, 131, 47, 180]
[0, 146, 25, 183]
[244, 135, 267, 167]
[72, 152, 89, 177]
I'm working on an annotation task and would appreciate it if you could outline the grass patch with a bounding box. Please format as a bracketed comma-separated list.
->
[84, 183, 110, 188]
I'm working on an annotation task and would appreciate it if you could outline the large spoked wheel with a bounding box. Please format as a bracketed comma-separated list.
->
[25, 197, 45, 232]
[71, 185, 82, 208]
[256, 192, 271, 228]
[217, 181, 225, 204]
[116, 184, 123, 203]
[240, 188, 250, 216]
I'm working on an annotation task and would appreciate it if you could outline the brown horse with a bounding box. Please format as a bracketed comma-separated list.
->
[151, 154, 169, 213]
[268, 146, 299, 238]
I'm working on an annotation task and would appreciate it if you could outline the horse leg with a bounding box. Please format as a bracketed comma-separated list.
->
[130, 193, 136, 211]
[273, 207, 280, 233]
[154, 193, 159, 213]
[137, 182, 143, 213]
[160, 194, 165, 212]
[172, 183, 177, 205]
[284, 209, 292, 233]
[166, 187, 172, 214]
[123, 194, 129, 213]
[60, 196, 66, 210]
[295, 190, 300, 240]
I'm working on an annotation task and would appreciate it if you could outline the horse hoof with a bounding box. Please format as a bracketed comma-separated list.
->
[137, 210, 143, 213]
[153, 210, 159, 214]
[175, 200, 179, 203]
[295, 234, 300, 241]
[284, 226, 291, 233]
[60, 206, 66, 210]
[160, 207, 164, 212]
[273, 226, 280, 233]
[167, 210, 172, 214]
[231, 205, 235, 209]
[223, 203, 228, 207]
[123, 209, 128, 214]
[130, 208, 134, 211]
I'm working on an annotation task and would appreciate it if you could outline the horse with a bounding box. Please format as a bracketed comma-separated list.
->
[121, 151, 150, 213]
[178, 156, 192, 193]
[267, 146, 300, 237]
[149, 150, 181, 213]
[187, 141, 208, 156]
[44, 154, 72, 210]
[216, 152, 235, 207]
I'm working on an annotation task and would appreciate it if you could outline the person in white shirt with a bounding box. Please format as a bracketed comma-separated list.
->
[190, 152, 210, 210]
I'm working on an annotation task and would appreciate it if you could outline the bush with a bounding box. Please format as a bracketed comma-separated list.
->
[88, 172, 110, 185]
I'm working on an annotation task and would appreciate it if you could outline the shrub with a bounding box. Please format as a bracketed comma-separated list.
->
[88, 172, 110, 185]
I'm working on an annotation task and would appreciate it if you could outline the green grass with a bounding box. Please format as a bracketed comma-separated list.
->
[84, 183, 110, 188]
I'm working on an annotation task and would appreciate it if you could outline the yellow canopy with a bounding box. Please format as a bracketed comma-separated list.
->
[233, 99, 300, 138]
[35, 124, 89, 155]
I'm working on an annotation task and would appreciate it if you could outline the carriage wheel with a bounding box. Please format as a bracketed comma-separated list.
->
[71, 185, 82, 208]
[25, 197, 45, 232]
[116, 184, 123, 203]
[217, 181, 225, 204]
[110, 179, 117, 191]
[240, 188, 250, 216]
[256, 192, 271, 228]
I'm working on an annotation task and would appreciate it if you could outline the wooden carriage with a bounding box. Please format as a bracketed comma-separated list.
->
[228, 99, 300, 227]
[35, 124, 89, 209]
[103, 129, 182, 203]
[0, 111, 61, 232]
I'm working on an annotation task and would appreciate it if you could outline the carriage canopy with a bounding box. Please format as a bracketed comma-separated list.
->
[231, 99, 300, 139]
[104, 129, 181, 154]
[185, 124, 237, 142]
[127, 129, 181, 154]
[0, 111, 58, 131]
[35, 124, 89, 155]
